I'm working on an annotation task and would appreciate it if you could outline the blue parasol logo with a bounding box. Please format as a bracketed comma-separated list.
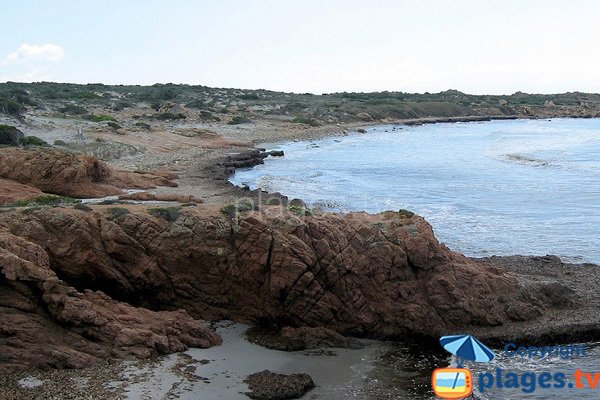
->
[440, 334, 495, 366]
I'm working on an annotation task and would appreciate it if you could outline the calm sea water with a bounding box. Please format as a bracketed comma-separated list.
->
[231, 118, 600, 264]
[231, 118, 600, 399]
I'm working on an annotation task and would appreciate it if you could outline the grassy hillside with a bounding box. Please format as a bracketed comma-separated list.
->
[2, 82, 600, 125]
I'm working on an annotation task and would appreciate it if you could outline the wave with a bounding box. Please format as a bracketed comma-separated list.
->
[503, 153, 551, 167]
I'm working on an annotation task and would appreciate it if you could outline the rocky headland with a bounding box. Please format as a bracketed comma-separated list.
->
[0, 179, 596, 373]
[1, 83, 600, 398]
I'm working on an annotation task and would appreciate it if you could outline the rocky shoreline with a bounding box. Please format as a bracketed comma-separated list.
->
[1, 114, 600, 398]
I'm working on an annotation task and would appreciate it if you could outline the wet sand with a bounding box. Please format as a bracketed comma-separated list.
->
[2, 322, 402, 399]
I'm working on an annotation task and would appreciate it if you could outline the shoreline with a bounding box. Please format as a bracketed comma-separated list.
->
[2, 111, 600, 400]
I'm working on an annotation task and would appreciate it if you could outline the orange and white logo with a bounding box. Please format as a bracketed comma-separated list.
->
[432, 368, 473, 399]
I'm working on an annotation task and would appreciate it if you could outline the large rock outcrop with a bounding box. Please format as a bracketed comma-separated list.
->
[0, 205, 574, 374]
[0, 147, 177, 199]
[0, 225, 221, 374]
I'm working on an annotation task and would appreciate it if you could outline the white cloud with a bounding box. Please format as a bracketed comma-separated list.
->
[0, 43, 64, 82]
[2, 43, 64, 66]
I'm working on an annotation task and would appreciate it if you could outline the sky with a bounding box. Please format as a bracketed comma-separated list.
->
[1, 0, 600, 94]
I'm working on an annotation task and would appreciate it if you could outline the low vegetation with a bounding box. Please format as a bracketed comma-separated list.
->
[148, 206, 181, 222]
[292, 116, 319, 126]
[73, 203, 93, 212]
[220, 200, 254, 216]
[108, 207, 130, 219]
[398, 209, 415, 218]
[86, 114, 117, 123]
[19, 136, 49, 147]
[0, 82, 599, 128]
[6, 195, 80, 208]
[228, 116, 251, 125]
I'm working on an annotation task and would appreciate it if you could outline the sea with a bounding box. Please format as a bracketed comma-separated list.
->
[230, 118, 600, 399]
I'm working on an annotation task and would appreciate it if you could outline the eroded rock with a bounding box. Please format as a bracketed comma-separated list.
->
[0, 227, 221, 373]
[244, 370, 315, 400]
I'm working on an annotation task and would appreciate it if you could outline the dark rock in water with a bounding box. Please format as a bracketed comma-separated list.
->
[244, 370, 315, 400]
[220, 149, 284, 170]
[0, 125, 24, 146]
[357, 128, 366, 133]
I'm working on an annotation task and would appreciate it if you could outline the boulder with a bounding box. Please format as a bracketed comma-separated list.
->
[0, 227, 221, 373]
[356, 112, 374, 121]
[244, 370, 315, 400]
[0, 148, 177, 198]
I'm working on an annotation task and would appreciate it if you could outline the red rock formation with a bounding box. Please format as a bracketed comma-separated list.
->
[0, 204, 566, 369]
[0, 178, 42, 204]
[0, 226, 221, 374]
[0, 148, 177, 199]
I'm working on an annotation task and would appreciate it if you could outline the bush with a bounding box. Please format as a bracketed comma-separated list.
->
[74, 203, 93, 212]
[19, 136, 49, 147]
[148, 207, 180, 222]
[107, 121, 122, 130]
[220, 200, 253, 216]
[58, 104, 87, 115]
[398, 209, 415, 218]
[7, 195, 79, 208]
[156, 112, 186, 120]
[289, 205, 311, 216]
[0, 124, 24, 145]
[0, 98, 25, 116]
[108, 207, 130, 219]
[86, 114, 117, 123]
[228, 116, 251, 125]
[292, 116, 319, 126]
[112, 101, 132, 111]
[238, 93, 259, 100]
[53, 139, 67, 146]
[199, 110, 220, 121]
[135, 122, 151, 130]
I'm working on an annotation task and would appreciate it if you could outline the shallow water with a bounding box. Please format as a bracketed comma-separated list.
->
[230, 118, 600, 398]
[231, 118, 600, 264]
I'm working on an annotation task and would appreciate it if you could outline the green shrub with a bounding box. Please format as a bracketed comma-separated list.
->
[148, 207, 180, 222]
[74, 203, 93, 212]
[0, 98, 25, 116]
[86, 114, 117, 123]
[156, 112, 186, 120]
[398, 209, 415, 218]
[107, 121, 122, 130]
[53, 139, 67, 146]
[238, 93, 259, 100]
[220, 200, 253, 216]
[199, 110, 220, 121]
[19, 136, 49, 147]
[289, 205, 311, 216]
[7, 195, 79, 208]
[58, 104, 87, 115]
[135, 122, 151, 130]
[108, 207, 130, 219]
[227, 116, 251, 125]
[292, 116, 319, 126]
[112, 101, 132, 111]
[98, 199, 122, 205]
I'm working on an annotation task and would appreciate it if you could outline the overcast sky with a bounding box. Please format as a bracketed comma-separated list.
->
[1, 0, 600, 94]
